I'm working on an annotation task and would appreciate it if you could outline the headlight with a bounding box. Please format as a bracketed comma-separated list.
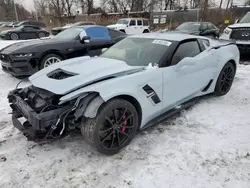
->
[14, 53, 34, 58]
[223, 28, 231, 35]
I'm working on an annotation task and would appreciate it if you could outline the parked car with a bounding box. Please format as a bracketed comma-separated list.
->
[220, 11, 250, 54]
[0, 25, 50, 40]
[1, 25, 127, 77]
[6, 21, 20, 27]
[107, 18, 150, 34]
[173, 22, 220, 38]
[14, 20, 46, 28]
[0, 22, 11, 28]
[51, 21, 96, 35]
[7, 33, 239, 155]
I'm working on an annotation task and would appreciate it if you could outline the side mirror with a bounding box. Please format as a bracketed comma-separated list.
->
[101, 48, 108, 53]
[80, 35, 91, 44]
[235, 19, 239, 23]
[174, 57, 196, 71]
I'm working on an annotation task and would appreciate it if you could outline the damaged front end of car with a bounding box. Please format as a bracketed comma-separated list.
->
[8, 85, 102, 141]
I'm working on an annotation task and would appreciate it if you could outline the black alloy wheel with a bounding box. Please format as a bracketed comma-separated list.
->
[81, 99, 139, 155]
[214, 62, 236, 96]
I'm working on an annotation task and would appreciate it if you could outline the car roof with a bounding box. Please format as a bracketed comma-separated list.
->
[129, 32, 207, 41]
[119, 18, 148, 20]
[76, 25, 107, 29]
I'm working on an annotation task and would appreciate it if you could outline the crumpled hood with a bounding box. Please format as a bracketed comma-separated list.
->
[29, 56, 144, 95]
[107, 24, 126, 28]
[228, 23, 250, 28]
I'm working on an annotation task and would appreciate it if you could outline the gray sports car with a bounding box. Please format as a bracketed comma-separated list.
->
[8, 33, 239, 155]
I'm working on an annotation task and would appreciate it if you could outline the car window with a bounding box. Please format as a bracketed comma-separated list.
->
[143, 20, 149, 26]
[101, 38, 171, 66]
[129, 20, 136, 26]
[200, 23, 208, 30]
[23, 26, 36, 31]
[29, 21, 38, 26]
[201, 39, 210, 47]
[171, 41, 201, 65]
[108, 29, 125, 38]
[207, 23, 215, 29]
[137, 20, 142, 26]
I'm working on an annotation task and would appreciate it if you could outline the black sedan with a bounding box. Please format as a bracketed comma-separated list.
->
[0, 25, 50, 40]
[173, 22, 220, 38]
[0, 25, 127, 77]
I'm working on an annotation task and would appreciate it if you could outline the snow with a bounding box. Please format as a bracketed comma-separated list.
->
[0, 64, 250, 188]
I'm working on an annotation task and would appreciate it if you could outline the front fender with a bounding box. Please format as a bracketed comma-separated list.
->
[60, 68, 164, 127]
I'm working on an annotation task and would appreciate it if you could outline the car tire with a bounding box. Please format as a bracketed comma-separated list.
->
[40, 53, 63, 69]
[81, 98, 139, 155]
[143, 29, 149, 33]
[10, 33, 19, 40]
[38, 32, 46, 38]
[119, 30, 126, 33]
[214, 61, 236, 96]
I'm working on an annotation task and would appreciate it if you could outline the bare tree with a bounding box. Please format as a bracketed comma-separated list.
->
[0, 0, 13, 19]
[48, 0, 66, 24]
[65, 0, 78, 16]
[35, 0, 48, 16]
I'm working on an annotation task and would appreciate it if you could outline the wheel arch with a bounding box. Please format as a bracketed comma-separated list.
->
[111, 94, 142, 127]
[228, 59, 237, 71]
[40, 50, 66, 62]
[83, 93, 142, 127]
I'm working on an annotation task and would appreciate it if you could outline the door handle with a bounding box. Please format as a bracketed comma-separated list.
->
[67, 48, 74, 52]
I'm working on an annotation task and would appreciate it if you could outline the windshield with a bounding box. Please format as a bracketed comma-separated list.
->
[117, 19, 129, 25]
[176, 22, 201, 31]
[239, 13, 250, 23]
[54, 27, 83, 40]
[100, 38, 171, 66]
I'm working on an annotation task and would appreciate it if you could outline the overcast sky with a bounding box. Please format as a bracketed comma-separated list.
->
[21, 0, 245, 11]
[22, 0, 34, 10]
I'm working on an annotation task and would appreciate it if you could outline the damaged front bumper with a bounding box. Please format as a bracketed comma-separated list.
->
[8, 89, 72, 140]
[8, 86, 100, 141]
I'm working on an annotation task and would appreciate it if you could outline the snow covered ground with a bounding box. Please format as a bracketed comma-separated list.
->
[0, 64, 250, 188]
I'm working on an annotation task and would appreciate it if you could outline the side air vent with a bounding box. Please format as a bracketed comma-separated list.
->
[142, 84, 161, 104]
[142, 84, 154, 95]
[47, 69, 78, 80]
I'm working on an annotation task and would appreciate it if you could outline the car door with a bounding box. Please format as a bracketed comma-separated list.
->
[126, 20, 137, 34]
[136, 20, 143, 33]
[207, 23, 219, 37]
[199, 23, 209, 36]
[20, 26, 37, 39]
[162, 39, 214, 110]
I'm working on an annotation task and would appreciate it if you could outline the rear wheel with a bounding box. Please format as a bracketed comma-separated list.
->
[40, 54, 63, 69]
[143, 29, 149, 33]
[38, 32, 46, 38]
[81, 99, 139, 155]
[214, 62, 236, 96]
[10, 33, 19, 40]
